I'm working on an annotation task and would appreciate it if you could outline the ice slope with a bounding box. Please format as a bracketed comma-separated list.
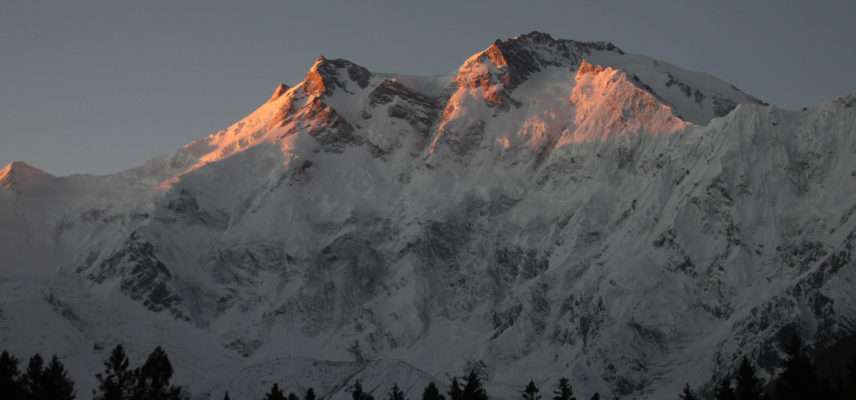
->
[2, 32, 855, 399]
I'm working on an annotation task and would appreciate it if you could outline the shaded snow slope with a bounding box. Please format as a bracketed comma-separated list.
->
[2, 32, 855, 400]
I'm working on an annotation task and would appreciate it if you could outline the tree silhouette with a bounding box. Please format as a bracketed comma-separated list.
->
[775, 335, 820, 400]
[41, 356, 75, 400]
[678, 383, 696, 400]
[847, 353, 856, 398]
[422, 382, 444, 400]
[713, 378, 735, 400]
[223, 392, 231, 400]
[305, 387, 317, 400]
[734, 356, 761, 400]
[551, 378, 575, 400]
[288, 391, 300, 400]
[448, 378, 463, 400]
[588, 393, 599, 400]
[264, 383, 286, 400]
[132, 347, 182, 400]
[388, 384, 405, 400]
[94, 345, 135, 400]
[351, 379, 374, 400]
[0, 351, 23, 400]
[461, 370, 487, 400]
[21, 354, 45, 400]
[522, 380, 540, 400]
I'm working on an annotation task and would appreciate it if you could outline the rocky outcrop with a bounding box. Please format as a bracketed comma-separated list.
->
[84, 231, 188, 321]
[304, 56, 372, 97]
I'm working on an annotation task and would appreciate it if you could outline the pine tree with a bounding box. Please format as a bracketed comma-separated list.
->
[461, 370, 487, 400]
[264, 383, 286, 400]
[351, 379, 374, 400]
[422, 382, 444, 400]
[288, 391, 300, 400]
[522, 380, 540, 400]
[849, 351, 856, 382]
[40, 356, 75, 400]
[551, 378, 574, 400]
[132, 347, 182, 400]
[0, 351, 24, 400]
[588, 393, 598, 400]
[678, 383, 696, 400]
[734, 357, 761, 400]
[448, 378, 463, 400]
[388, 384, 405, 400]
[94, 345, 135, 400]
[352, 380, 364, 400]
[305, 388, 317, 400]
[846, 353, 856, 399]
[775, 334, 819, 400]
[21, 354, 44, 400]
[713, 378, 735, 400]
[223, 392, 231, 400]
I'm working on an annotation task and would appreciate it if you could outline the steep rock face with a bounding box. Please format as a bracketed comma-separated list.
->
[304, 56, 372, 97]
[2, 33, 854, 400]
[485, 31, 623, 90]
[366, 79, 440, 151]
[81, 231, 188, 321]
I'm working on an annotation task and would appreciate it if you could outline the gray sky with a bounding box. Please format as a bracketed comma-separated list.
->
[2, 0, 855, 175]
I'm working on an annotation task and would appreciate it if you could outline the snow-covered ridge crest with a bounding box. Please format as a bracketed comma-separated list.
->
[155, 32, 762, 184]
[0, 161, 54, 189]
[428, 57, 690, 161]
[561, 59, 688, 143]
[268, 83, 290, 102]
[448, 31, 621, 109]
[447, 31, 763, 125]
[164, 56, 376, 181]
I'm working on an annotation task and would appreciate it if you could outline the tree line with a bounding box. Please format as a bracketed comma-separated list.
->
[1, 333, 854, 400]
[257, 371, 591, 400]
[0, 345, 182, 400]
[679, 334, 856, 400]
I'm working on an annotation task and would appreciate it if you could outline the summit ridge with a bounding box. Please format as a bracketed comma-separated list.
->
[1, 33, 853, 400]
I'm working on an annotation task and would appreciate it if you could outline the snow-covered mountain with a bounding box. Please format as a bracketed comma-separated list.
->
[2, 32, 855, 399]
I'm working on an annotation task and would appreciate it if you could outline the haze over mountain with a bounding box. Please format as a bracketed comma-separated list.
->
[2, 32, 856, 400]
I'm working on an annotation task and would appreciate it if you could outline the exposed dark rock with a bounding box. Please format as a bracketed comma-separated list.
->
[665, 73, 693, 98]
[489, 31, 624, 89]
[44, 293, 86, 331]
[491, 303, 522, 338]
[157, 188, 229, 229]
[712, 96, 739, 117]
[368, 80, 440, 137]
[301, 98, 363, 152]
[304, 56, 371, 97]
[88, 231, 188, 321]
[440, 120, 485, 157]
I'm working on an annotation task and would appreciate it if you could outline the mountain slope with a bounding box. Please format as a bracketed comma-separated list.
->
[1, 32, 854, 400]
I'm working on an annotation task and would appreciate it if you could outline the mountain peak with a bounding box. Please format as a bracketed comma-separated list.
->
[449, 32, 763, 124]
[458, 32, 626, 95]
[267, 83, 290, 102]
[513, 30, 556, 43]
[0, 161, 54, 188]
[496, 31, 625, 59]
[303, 56, 372, 97]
